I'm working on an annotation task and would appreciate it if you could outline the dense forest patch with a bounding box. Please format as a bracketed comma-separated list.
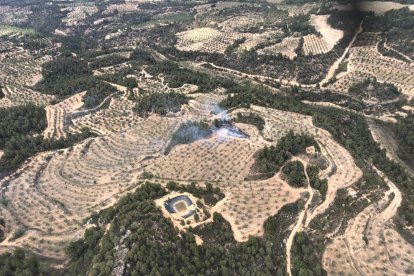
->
[146, 61, 235, 91]
[291, 232, 326, 276]
[348, 78, 401, 102]
[63, 182, 290, 275]
[282, 160, 307, 188]
[132, 92, 190, 117]
[233, 112, 265, 131]
[394, 114, 414, 158]
[254, 130, 318, 176]
[0, 105, 46, 148]
[306, 164, 328, 198]
[36, 56, 117, 108]
[0, 128, 94, 174]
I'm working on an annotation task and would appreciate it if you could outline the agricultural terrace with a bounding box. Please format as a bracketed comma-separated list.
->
[42, 92, 86, 140]
[175, 27, 255, 54]
[146, 105, 362, 241]
[0, 116, 179, 258]
[328, 31, 414, 97]
[324, 167, 414, 275]
[62, 4, 98, 26]
[0, 47, 54, 107]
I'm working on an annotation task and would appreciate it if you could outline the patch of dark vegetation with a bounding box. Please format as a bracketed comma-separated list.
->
[191, 212, 235, 246]
[282, 160, 306, 188]
[378, 39, 411, 63]
[254, 130, 318, 176]
[64, 182, 288, 275]
[291, 232, 327, 276]
[233, 112, 265, 131]
[0, 128, 94, 174]
[0, 248, 57, 275]
[307, 165, 328, 199]
[88, 54, 129, 70]
[166, 181, 224, 206]
[165, 121, 212, 154]
[364, 7, 414, 60]
[348, 78, 401, 102]
[297, 86, 406, 115]
[36, 56, 117, 107]
[0, 105, 46, 148]
[146, 61, 235, 91]
[394, 114, 414, 158]
[133, 92, 190, 117]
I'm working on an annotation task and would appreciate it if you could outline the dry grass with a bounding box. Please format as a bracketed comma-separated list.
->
[258, 37, 300, 60]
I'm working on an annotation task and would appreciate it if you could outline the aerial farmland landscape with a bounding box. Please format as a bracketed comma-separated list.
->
[0, 0, 413, 275]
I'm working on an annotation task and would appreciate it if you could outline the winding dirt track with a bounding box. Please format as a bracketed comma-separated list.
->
[320, 21, 363, 86]
[323, 166, 414, 275]
[286, 158, 314, 276]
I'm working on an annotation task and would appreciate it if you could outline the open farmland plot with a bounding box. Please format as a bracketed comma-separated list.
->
[0, 116, 179, 258]
[303, 34, 330, 56]
[328, 32, 414, 97]
[70, 92, 142, 136]
[62, 4, 98, 26]
[218, 14, 262, 31]
[348, 48, 414, 97]
[175, 27, 255, 54]
[0, 49, 54, 107]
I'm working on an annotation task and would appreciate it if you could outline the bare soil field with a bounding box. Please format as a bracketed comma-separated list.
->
[258, 37, 301, 60]
[309, 15, 343, 52]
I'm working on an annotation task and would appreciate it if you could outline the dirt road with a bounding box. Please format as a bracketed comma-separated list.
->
[286, 159, 314, 276]
[320, 21, 363, 86]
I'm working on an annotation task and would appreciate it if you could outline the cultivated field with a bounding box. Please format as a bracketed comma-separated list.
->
[43, 92, 87, 140]
[328, 32, 414, 97]
[0, 116, 179, 258]
[0, 48, 54, 107]
[303, 34, 330, 56]
[324, 167, 414, 275]
[62, 4, 98, 26]
[176, 27, 254, 54]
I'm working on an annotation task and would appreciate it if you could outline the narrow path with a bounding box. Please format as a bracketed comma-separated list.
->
[383, 39, 413, 63]
[320, 21, 363, 86]
[286, 159, 314, 276]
